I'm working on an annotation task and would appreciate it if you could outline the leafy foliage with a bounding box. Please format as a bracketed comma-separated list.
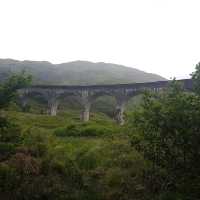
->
[192, 62, 200, 94]
[0, 112, 146, 200]
[0, 70, 31, 109]
[128, 80, 200, 199]
[54, 121, 119, 137]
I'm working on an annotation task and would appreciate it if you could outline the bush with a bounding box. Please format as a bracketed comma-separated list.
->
[54, 122, 117, 137]
[0, 143, 16, 160]
[0, 163, 18, 194]
[80, 124, 113, 137]
[0, 119, 22, 144]
[127, 81, 200, 199]
[54, 124, 80, 137]
[23, 128, 50, 157]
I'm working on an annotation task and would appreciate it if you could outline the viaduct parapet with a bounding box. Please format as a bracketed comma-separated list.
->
[18, 79, 193, 125]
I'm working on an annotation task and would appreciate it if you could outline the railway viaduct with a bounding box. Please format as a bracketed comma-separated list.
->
[18, 79, 193, 125]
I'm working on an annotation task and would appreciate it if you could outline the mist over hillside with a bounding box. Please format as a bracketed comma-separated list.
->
[0, 59, 166, 85]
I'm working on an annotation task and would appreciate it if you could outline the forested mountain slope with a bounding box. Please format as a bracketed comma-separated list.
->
[0, 59, 166, 85]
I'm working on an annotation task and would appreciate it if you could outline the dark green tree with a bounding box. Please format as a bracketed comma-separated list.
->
[0, 71, 32, 161]
[191, 62, 200, 94]
[128, 81, 200, 199]
[0, 70, 32, 109]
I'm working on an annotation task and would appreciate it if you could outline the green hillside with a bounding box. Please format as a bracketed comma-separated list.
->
[0, 59, 166, 85]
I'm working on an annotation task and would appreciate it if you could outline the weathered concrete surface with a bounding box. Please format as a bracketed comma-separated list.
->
[18, 79, 193, 125]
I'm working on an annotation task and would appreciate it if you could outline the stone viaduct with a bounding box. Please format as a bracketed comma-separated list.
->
[18, 79, 193, 125]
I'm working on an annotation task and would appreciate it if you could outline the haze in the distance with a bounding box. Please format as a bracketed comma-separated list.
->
[0, 0, 199, 79]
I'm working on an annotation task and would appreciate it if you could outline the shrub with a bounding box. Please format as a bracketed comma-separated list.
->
[0, 117, 22, 144]
[54, 122, 117, 137]
[81, 124, 113, 136]
[23, 128, 50, 157]
[54, 124, 81, 137]
[0, 143, 16, 161]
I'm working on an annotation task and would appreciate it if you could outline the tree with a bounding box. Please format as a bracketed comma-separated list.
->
[128, 81, 200, 199]
[191, 62, 200, 94]
[0, 70, 32, 109]
[0, 71, 32, 161]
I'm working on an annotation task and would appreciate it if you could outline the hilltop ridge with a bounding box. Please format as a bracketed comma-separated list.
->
[0, 59, 166, 85]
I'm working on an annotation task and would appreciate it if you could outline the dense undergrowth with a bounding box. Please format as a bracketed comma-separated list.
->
[1, 110, 146, 200]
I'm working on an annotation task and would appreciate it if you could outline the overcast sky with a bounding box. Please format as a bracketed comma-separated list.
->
[0, 0, 199, 79]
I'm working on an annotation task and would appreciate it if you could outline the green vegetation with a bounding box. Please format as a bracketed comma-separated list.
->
[191, 62, 200, 94]
[0, 70, 31, 109]
[0, 66, 200, 200]
[0, 109, 144, 200]
[127, 80, 200, 199]
[0, 59, 165, 85]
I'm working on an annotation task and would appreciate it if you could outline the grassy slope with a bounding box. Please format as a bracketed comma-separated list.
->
[4, 110, 116, 130]
[1, 110, 147, 199]
[3, 110, 122, 154]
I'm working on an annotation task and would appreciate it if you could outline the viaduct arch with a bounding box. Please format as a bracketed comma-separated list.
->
[18, 79, 193, 125]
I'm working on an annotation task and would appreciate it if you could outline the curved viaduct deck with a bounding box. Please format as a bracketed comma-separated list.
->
[19, 79, 193, 125]
[29, 78, 192, 90]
